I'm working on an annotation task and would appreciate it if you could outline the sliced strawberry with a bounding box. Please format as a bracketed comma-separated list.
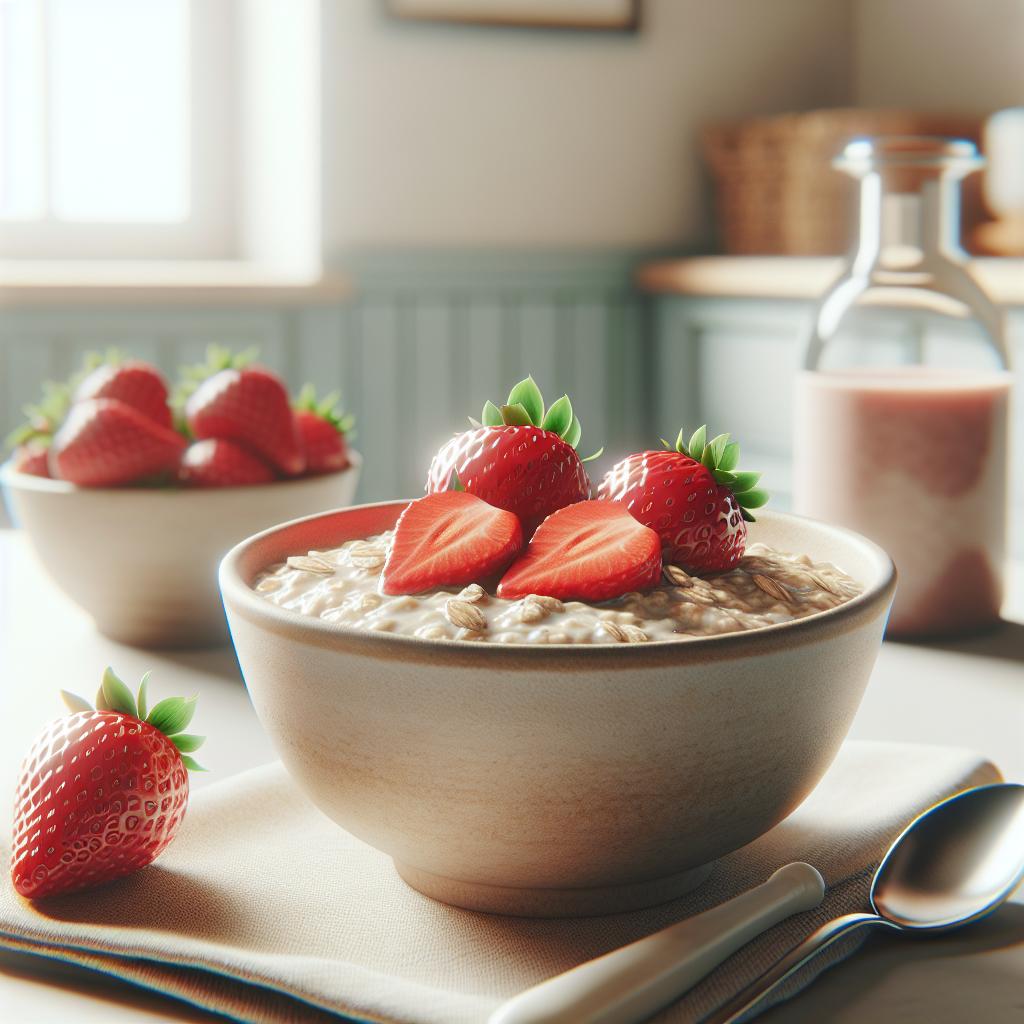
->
[185, 367, 304, 476]
[75, 360, 173, 430]
[381, 491, 523, 595]
[497, 500, 662, 602]
[178, 439, 276, 488]
[49, 398, 187, 487]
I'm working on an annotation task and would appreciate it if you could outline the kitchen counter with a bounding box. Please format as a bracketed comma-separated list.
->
[636, 255, 1024, 306]
[1, 530, 1021, 1023]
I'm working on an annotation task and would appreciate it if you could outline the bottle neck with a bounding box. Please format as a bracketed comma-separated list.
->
[854, 173, 964, 271]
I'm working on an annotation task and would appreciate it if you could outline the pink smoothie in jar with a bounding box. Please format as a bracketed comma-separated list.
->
[794, 367, 1012, 637]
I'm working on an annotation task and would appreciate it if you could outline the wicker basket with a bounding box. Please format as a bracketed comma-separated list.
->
[702, 109, 983, 255]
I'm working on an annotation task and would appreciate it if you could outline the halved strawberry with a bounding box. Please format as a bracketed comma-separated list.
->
[498, 500, 661, 602]
[75, 359, 173, 430]
[49, 398, 187, 487]
[178, 439, 276, 487]
[381, 491, 523, 595]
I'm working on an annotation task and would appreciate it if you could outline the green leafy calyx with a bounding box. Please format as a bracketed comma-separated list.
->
[294, 384, 355, 436]
[668, 426, 768, 522]
[4, 349, 122, 451]
[62, 668, 206, 772]
[475, 376, 602, 461]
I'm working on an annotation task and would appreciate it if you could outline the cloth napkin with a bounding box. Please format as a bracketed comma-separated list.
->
[0, 741, 1001, 1024]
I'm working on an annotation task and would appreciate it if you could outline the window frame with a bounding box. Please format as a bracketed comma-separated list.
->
[0, 0, 238, 261]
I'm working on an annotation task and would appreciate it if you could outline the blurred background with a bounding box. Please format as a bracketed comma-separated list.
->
[1, 0, 1022, 532]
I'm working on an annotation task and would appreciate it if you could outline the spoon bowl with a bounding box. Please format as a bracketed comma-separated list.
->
[872, 782, 1024, 930]
[710, 782, 1024, 1023]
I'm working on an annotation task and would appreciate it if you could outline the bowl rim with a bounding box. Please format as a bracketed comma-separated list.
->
[219, 499, 897, 667]
[0, 450, 361, 497]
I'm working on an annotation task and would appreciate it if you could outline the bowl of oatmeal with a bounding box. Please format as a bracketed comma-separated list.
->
[1, 454, 360, 648]
[220, 499, 895, 916]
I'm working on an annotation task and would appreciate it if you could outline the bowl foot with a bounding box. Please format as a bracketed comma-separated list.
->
[393, 860, 715, 917]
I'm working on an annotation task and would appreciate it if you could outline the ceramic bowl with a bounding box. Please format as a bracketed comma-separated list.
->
[1, 453, 360, 649]
[220, 500, 895, 917]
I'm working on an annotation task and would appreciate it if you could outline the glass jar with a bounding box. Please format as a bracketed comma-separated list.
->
[793, 137, 1013, 638]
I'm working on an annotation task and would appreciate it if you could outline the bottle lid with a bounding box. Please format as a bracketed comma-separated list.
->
[835, 136, 983, 176]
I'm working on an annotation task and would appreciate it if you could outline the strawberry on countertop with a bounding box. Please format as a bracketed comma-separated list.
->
[294, 385, 353, 475]
[75, 359, 173, 430]
[10, 668, 204, 900]
[426, 376, 600, 535]
[498, 500, 662, 602]
[49, 398, 187, 487]
[178, 438, 276, 487]
[382, 490, 523, 595]
[597, 426, 768, 574]
[182, 348, 304, 476]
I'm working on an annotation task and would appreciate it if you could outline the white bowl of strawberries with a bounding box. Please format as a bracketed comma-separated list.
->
[2, 350, 361, 648]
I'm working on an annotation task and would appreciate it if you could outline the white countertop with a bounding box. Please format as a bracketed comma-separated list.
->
[1, 530, 1021, 1023]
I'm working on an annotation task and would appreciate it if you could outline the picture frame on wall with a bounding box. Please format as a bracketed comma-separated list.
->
[387, 0, 640, 31]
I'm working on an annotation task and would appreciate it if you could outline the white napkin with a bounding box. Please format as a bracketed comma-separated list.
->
[0, 741, 1001, 1023]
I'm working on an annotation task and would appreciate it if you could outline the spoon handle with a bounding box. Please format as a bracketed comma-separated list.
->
[488, 862, 825, 1024]
[702, 912, 893, 1024]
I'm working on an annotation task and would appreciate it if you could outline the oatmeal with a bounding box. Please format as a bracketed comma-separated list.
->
[253, 532, 863, 644]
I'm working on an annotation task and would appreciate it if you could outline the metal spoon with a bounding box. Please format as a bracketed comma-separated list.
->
[706, 782, 1024, 1024]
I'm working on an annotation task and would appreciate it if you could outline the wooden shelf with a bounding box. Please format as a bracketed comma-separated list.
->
[636, 256, 1024, 306]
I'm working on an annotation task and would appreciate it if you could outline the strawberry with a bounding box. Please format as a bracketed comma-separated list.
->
[11, 443, 51, 477]
[498, 500, 661, 602]
[178, 438, 276, 487]
[596, 426, 768, 574]
[184, 357, 304, 476]
[294, 386, 353, 475]
[75, 359, 173, 430]
[381, 490, 523, 595]
[49, 398, 187, 487]
[10, 669, 204, 900]
[425, 376, 600, 535]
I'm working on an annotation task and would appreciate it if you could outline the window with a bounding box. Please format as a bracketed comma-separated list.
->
[0, 0, 235, 260]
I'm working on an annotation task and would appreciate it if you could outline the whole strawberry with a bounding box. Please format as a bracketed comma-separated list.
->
[184, 350, 303, 476]
[10, 669, 204, 900]
[11, 443, 51, 477]
[178, 438, 276, 487]
[426, 376, 600, 535]
[49, 398, 187, 487]
[75, 359, 173, 430]
[597, 426, 767, 574]
[294, 386, 353, 475]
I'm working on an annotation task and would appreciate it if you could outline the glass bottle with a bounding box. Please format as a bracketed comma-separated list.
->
[793, 137, 1013, 638]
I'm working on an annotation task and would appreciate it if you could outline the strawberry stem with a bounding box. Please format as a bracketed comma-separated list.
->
[62, 669, 206, 772]
[671, 425, 768, 522]
[477, 376, 597, 456]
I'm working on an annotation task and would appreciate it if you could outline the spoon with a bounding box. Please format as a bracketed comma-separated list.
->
[705, 781, 1024, 1024]
[489, 863, 825, 1024]
[490, 783, 1024, 1024]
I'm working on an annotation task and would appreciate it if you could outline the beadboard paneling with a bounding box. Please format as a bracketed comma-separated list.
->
[0, 251, 652, 503]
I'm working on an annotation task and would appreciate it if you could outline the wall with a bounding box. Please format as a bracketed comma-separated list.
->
[853, 0, 1024, 114]
[322, 0, 854, 251]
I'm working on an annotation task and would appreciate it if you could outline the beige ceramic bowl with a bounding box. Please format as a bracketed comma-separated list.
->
[220, 500, 895, 917]
[1, 453, 360, 648]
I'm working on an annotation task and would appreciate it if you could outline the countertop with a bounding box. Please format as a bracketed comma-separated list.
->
[0, 530, 1021, 1023]
[636, 255, 1024, 306]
